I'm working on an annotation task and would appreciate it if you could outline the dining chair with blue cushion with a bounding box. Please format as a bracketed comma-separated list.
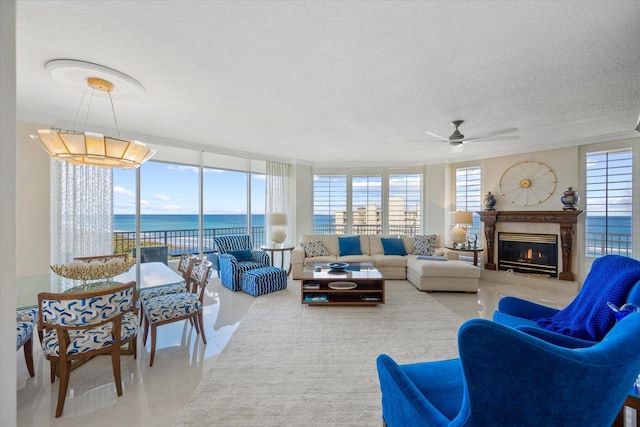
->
[214, 235, 270, 291]
[377, 312, 640, 427]
[17, 308, 38, 377]
[142, 259, 212, 366]
[138, 253, 196, 325]
[38, 281, 138, 417]
[493, 254, 640, 348]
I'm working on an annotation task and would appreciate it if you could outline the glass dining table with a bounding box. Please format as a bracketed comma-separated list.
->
[17, 261, 185, 309]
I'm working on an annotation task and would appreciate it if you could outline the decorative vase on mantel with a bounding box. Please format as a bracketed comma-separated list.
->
[561, 187, 580, 211]
[483, 192, 497, 211]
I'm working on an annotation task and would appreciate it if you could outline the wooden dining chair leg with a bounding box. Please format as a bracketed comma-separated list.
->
[192, 315, 201, 335]
[143, 317, 150, 345]
[23, 336, 35, 377]
[198, 313, 207, 345]
[111, 349, 123, 396]
[55, 360, 72, 417]
[149, 324, 157, 367]
[130, 338, 137, 359]
[50, 360, 57, 383]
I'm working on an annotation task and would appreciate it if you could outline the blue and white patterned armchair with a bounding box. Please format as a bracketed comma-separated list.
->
[17, 308, 38, 378]
[214, 235, 270, 291]
[38, 281, 138, 417]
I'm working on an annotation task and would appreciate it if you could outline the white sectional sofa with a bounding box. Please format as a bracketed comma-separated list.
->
[291, 234, 481, 292]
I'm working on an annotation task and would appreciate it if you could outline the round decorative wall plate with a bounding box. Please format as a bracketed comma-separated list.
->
[498, 161, 557, 206]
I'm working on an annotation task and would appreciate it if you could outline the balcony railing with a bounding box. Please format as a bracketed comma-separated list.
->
[313, 224, 421, 236]
[113, 227, 266, 257]
[585, 231, 633, 257]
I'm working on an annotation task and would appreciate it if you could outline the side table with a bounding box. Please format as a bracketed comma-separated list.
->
[613, 392, 640, 427]
[445, 246, 483, 267]
[260, 245, 294, 276]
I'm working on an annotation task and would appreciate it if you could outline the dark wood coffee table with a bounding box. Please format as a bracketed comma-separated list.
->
[300, 262, 385, 306]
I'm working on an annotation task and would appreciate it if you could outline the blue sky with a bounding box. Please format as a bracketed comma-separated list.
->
[113, 161, 265, 215]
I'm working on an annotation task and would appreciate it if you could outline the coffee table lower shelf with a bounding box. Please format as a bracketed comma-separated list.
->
[301, 280, 385, 306]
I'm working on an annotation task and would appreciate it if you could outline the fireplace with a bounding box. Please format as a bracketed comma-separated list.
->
[477, 210, 583, 281]
[498, 232, 558, 277]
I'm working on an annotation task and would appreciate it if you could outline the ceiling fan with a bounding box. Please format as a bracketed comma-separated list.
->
[425, 120, 519, 147]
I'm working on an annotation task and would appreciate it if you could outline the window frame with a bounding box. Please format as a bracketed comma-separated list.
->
[584, 147, 633, 257]
[313, 168, 424, 236]
[454, 165, 482, 240]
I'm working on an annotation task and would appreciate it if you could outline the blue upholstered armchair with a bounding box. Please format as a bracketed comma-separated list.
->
[493, 255, 640, 348]
[214, 235, 270, 291]
[377, 313, 640, 427]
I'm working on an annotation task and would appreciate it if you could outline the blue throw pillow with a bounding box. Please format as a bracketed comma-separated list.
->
[338, 236, 362, 256]
[381, 238, 407, 256]
[228, 249, 252, 262]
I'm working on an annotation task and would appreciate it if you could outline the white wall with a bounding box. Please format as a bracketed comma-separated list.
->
[479, 146, 579, 212]
[16, 121, 50, 277]
[292, 162, 313, 242]
[1, 2, 17, 425]
[425, 163, 447, 234]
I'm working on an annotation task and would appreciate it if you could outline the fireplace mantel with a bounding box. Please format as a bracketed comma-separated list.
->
[477, 210, 584, 281]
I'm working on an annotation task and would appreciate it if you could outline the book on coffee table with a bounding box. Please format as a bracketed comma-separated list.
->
[304, 293, 328, 302]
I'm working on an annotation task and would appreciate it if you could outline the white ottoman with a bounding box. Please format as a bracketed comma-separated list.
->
[406, 255, 480, 292]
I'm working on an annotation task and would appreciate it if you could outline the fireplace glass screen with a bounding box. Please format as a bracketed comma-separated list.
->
[498, 232, 558, 277]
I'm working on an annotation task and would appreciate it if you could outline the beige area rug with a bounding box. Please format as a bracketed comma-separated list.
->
[175, 280, 465, 426]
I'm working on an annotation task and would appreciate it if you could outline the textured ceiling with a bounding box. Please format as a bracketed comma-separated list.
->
[15, 1, 640, 166]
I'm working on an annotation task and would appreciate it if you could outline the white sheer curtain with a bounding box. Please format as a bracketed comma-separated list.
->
[50, 160, 114, 263]
[266, 161, 290, 244]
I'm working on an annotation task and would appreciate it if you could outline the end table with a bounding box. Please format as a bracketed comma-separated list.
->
[260, 244, 294, 276]
[445, 246, 483, 266]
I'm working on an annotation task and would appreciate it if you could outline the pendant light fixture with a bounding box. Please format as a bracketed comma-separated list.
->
[30, 60, 155, 169]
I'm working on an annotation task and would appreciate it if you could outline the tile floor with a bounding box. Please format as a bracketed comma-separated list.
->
[16, 275, 574, 426]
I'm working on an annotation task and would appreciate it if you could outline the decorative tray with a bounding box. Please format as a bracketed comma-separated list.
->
[328, 262, 349, 271]
[328, 281, 358, 290]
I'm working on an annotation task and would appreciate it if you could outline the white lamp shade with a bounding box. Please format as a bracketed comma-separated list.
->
[450, 211, 473, 225]
[269, 213, 288, 226]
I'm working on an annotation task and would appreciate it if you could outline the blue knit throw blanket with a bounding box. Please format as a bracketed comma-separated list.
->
[534, 255, 640, 341]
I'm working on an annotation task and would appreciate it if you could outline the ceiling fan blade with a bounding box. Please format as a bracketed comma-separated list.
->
[424, 131, 449, 141]
[462, 127, 519, 142]
[462, 135, 520, 143]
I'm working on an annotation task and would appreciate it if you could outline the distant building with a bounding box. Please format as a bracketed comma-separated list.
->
[333, 197, 420, 234]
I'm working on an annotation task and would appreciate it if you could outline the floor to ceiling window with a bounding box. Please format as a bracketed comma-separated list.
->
[389, 173, 422, 236]
[202, 168, 266, 247]
[352, 174, 382, 235]
[313, 175, 347, 234]
[313, 170, 423, 236]
[585, 147, 633, 257]
[455, 166, 482, 243]
[112, 166, 137, 256]
[113, 159, 267, 260]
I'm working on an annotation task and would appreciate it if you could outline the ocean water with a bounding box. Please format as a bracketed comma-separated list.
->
[114, 214, 265, 232]
[114, 214, 336, 231]
[585, 215, 632, 233]
[585, 215, 633, 256]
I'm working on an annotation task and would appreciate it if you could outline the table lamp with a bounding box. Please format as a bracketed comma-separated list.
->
[268, 212, 288, 244]
[450, 211, 473, 248]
